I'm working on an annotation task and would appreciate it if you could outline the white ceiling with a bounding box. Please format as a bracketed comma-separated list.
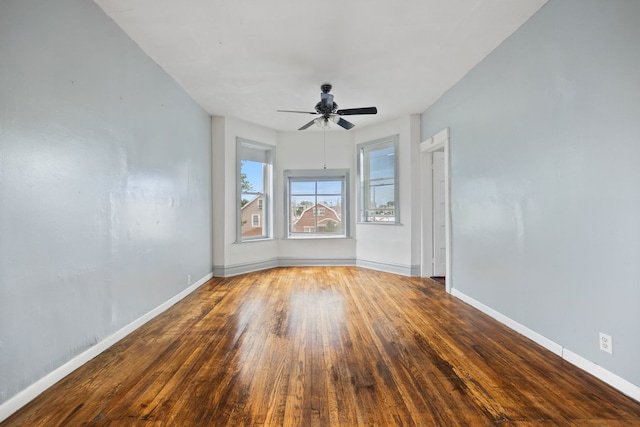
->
[93, 0, 547, 132]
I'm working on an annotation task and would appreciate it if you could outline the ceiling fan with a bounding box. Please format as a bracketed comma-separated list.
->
[278, 84, 377, 130]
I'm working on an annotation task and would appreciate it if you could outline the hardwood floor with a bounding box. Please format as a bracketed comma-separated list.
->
[3, 267, 640, 426]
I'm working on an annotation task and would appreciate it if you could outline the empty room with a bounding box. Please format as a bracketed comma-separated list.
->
[1, 0, 640, 425]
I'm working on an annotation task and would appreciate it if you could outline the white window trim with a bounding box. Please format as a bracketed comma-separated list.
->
[357, 135, 400, 224]
[283, 169, 350, 239]
[236, 138, 275, 242]
[251, 214, 260, 227]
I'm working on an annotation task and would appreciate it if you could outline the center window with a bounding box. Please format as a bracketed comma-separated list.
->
[284, 169, 349, 238]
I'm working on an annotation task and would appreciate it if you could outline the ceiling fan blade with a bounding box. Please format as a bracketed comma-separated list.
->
[336, 117, 355, 130]
[336, 107, 377, 116]
[277, 109, 317, 114]
[298, 119, 317, 130]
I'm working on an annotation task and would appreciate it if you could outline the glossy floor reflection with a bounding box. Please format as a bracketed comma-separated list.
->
[4, 267, 640, 426]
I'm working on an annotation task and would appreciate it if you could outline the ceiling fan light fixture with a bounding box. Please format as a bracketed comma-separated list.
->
[330, 114, 340, 124]
[315, 117, 331, 129]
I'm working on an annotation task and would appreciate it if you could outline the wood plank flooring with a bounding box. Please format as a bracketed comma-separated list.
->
[3, 267, 640, 426]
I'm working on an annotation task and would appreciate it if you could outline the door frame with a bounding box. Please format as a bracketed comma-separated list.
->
[420, 128, 452, 293]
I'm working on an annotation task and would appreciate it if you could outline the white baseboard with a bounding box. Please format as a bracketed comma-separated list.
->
[562, 348, 640, 402]
[0, 272, 213, 424]
[213, 257, 357, 277]
[213, 258, 278, 277]
[213, 258, 420, 278]
[451, 289, 563, 356]
[451, 288, 640, 403]
[278, 257, 356, 268]
[356, 259, 419, 277]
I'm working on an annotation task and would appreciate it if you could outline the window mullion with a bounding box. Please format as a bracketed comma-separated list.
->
[314, 181, 318, 232]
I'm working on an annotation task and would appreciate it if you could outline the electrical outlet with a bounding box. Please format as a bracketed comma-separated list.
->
[187, 274, 191, 285]
[599, 332, 613, 354]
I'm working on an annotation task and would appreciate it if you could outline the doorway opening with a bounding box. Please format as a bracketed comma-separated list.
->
[431, 276, 446, 286]
[420, 128, 451, 293]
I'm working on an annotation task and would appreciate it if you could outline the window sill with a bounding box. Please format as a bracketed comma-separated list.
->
[356, 222, 402, 226]
[284, 235, 353, 241]
[234, 237, 277, 244]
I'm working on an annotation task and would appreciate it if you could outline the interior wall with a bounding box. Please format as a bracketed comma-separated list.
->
[276, 130, 357, 263]
[354, 116, 422, 275]
[421, 0, 640, 387]
[0, 0, 212, 406]
[213, 118, 423, 275]
[211, 116, 278, 273]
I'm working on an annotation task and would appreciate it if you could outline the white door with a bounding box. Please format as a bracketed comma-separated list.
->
[432, 151, 446, 277]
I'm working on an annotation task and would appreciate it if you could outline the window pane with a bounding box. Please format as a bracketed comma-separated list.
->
[241, 159, 266, 237]
[290, 196, 315, 219]
[368, 184, 394, 208]
[240, 160, 264, 214]
[317, 180, 341, 195]
[241, 161, 263, 191]
[369, 146, 395, 179]
[290, 181, 316, 195]
[320, 200, 343, 235]
[317, 195, 341, 207]
[290, 195, 315, 207]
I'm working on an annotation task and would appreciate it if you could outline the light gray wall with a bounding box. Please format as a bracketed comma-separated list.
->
[0, 0, 212, 405]
[421, 0, 640, 386]
[354, 116, 422, 276]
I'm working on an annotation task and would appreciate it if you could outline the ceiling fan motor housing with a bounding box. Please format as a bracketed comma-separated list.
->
[315, 101, 338, 117]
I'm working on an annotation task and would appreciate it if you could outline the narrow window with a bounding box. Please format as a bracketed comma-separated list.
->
[237, 138, 274, 241]
[357, 135, 399, 223]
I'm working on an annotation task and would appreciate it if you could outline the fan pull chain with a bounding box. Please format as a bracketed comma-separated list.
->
[323, 128, 327, 169]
